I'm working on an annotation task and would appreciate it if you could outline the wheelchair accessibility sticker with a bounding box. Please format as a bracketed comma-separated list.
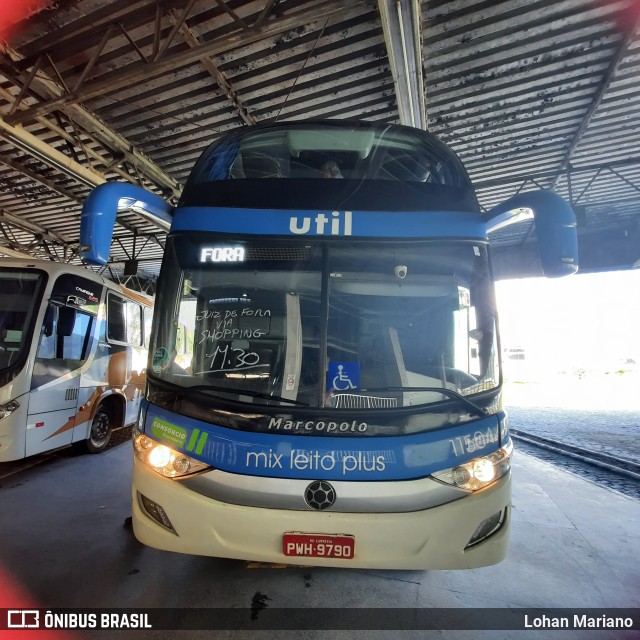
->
[328, 362, 360, 391]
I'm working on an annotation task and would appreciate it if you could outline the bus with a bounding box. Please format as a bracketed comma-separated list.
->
[0, 258, 153, 462]
[80, 120, 577, 569]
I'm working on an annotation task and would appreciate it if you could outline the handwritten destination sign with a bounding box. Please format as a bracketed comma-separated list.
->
[196, 306, 273, 373]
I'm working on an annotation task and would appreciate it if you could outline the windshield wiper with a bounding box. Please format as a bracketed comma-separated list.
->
[160, 380, 309, 407]
[359, 386, 488, 417]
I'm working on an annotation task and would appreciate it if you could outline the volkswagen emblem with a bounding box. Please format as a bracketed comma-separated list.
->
[305, 481, 336, 511]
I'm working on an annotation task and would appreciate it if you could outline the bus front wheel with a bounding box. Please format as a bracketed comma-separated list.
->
[85, 408, 113, 454]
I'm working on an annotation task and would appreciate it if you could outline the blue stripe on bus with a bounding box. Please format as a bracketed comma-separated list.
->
[145, 404, 504, 481]
[171, 207, 487, 239]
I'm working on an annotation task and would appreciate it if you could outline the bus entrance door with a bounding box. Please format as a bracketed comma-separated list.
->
[25, 305, 87, 456]
[26, 375, 80, 456]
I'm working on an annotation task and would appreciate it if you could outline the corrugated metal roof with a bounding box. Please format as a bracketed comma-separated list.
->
[1, 0, 639, 288]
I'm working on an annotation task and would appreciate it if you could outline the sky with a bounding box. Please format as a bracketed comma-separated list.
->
[495, 269, 640, 376]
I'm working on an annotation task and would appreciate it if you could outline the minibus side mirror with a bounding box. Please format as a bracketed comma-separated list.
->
[43, 304, 55, 337]
[80, 183, 173, 265]
[58, 306, 76, 337]
[485, 190, 579, 277]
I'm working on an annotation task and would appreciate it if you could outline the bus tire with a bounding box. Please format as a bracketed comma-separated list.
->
[85, 407, 113, 454]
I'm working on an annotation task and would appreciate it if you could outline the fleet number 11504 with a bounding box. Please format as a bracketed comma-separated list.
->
[449, 427, 499, 457]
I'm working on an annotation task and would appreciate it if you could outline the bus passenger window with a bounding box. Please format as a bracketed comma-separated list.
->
[126, 301, 142, 346]
[143, 307, 153, 349]
[107, 295, 126, 343]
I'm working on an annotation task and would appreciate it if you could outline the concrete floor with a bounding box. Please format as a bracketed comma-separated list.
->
[0, 441, 638, 640]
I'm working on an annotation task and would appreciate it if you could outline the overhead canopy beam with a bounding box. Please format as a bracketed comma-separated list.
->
[1, 45, 182, 199]
[549, 9, 640, 191]
[4, 0, 368, 125]
[0, 155, 82, 202]
[0, 215, 72, 260]
[0, 82, 166, 189]
[168, 9, 256, 126]
[15, 0, 178, 65]
[0, 244, 39, 259]
[0, 209, 76, 246]
[377, 0, 426, 129]
[474, 157, 640, 191]
[0, 118, 173, 241]
[0, 116, 105, 188]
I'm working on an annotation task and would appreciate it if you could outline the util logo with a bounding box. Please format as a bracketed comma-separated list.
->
[289, 211, 352, 236]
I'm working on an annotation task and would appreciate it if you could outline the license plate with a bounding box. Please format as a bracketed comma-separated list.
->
[283, 533, 355, 559]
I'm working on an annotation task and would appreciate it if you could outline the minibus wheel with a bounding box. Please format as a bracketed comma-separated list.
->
[85, 407, 113, 453]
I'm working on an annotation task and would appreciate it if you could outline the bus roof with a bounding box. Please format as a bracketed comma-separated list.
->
[0, 258, 152, 305]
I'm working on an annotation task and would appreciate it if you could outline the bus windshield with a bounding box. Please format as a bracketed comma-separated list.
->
[0, 269, 47, 380]
[149, 236, 499, 422]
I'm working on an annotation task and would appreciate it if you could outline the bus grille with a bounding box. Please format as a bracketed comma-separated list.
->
[333, 394, 397, 409]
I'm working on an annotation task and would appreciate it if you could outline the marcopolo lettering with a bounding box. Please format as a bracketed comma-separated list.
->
[268, 417, 368, 433]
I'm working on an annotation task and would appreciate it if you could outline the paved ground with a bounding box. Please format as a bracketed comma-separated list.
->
[503, 378, 640, 464]
[1, 426, 639, 639]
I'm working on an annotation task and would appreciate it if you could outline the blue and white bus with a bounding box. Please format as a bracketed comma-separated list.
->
[80, 121, 577, 569]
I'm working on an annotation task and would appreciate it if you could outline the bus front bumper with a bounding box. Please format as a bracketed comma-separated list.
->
[132, 458, 511, 570]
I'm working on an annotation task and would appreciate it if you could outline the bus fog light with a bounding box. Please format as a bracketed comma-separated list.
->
[173, 455, 191, 474]
[465, 509, 505, 548]
[432, 440, 512, 491]
[139, 435, 155, 450]
[134, 435, 211, 478]
[138, 492, 177, 534]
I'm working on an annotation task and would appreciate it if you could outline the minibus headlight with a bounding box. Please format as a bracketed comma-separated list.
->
[432, 440, 513, 491]
[134, 435, 211, 478]
[0, 400, 19, 420]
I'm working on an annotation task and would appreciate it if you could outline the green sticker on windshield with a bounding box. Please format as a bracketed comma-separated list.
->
[152, 347, 169, 373]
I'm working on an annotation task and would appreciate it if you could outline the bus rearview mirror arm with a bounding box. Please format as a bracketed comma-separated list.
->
[80, 183, 173, 265]
[485, 190, 579, 277]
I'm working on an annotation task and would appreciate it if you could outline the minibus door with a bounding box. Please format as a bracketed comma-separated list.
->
[26, 304, 88, 456]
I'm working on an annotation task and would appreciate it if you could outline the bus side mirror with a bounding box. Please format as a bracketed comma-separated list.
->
[80, 183, 173, 265]
[485, 190, 579, 277]
[58, 307, 76, 337]
[43, 304, 55, 337]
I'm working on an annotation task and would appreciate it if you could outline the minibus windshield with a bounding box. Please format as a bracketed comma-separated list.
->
[0, 269, 46, 380]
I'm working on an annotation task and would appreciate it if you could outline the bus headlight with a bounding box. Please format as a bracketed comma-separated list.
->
[134, 435, 211, 478]
[432, 440, 512, 491]
[0, 400, 19, 420]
